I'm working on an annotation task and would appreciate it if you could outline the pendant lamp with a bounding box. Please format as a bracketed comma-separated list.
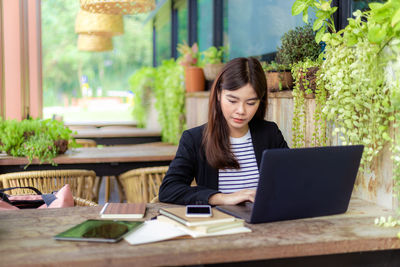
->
[77, 34, 113, 52]
[75, 10, 123, 36]
[80, 0, 156, 15]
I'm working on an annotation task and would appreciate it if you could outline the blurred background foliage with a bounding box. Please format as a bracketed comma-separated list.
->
[41, 0, 152, 107]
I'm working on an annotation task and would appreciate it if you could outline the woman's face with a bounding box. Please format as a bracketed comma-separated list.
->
[219, 84, 260, 138]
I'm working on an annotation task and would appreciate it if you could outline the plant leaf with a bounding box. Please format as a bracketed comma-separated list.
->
[313, 18, 324, 31]
[292, 0, 308, 16]
[392, 8, 400, 27]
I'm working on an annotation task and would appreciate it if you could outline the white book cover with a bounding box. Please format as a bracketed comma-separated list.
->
[124, 219, 251, 245]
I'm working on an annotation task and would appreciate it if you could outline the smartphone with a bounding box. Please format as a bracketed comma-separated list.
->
[185, 205, 212, 217]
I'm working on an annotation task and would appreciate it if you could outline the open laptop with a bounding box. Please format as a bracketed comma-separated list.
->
[216, 145, 364, 224]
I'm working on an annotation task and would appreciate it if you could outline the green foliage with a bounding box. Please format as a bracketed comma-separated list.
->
[292, 0, 338, 42]
[261, 61, 289, 72]
[291, 58, 326, 148]
[276, 23, 321, 66]
[129, 67, 156, 128]
[41, 0, 152, 107]
[293, 0, 400, 212]
[202, 46, 226, 64]
[154, 59, 186, 144]
[0, 118, 77, 167]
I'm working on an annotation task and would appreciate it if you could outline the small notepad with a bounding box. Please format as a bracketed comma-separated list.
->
[99, 203, 146, 219]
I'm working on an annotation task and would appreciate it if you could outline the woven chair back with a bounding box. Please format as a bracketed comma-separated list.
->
[0, 170, 97, 201]
[73, 196, 98, 207]
[119, 166, 169, 203]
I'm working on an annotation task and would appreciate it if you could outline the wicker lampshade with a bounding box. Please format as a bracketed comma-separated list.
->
[80, 0, 156, 15]
[77, 34, 113, 52]
[75, 10, 123, 36]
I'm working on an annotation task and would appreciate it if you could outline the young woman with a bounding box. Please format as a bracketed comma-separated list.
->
[159, 57, 288, 205]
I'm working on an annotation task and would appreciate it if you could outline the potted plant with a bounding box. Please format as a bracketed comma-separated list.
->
[262, 61, 292, 92]
[177, 41, 205, 93]
[268, 23, 321, 93]
[202, 46, 225, 81]
[0, 118, 78, 167]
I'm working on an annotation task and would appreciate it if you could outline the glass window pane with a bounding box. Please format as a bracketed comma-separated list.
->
[178, 2, 188, 45]
[223, 0, 316, 59]
[41, 0, 152, 122]
[198, 0, 213, 52]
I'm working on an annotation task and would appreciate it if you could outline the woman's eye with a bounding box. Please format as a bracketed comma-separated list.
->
[228, 99, 236, 104]
[247, 102, 256, 106]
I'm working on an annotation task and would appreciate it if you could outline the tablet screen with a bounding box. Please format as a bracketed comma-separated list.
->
[54, 219, 143, 243]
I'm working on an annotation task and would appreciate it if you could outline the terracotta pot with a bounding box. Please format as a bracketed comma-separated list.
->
[185, 66, 205, 92]
[265, 71, 293, 92]
[203, 63, 225, 81]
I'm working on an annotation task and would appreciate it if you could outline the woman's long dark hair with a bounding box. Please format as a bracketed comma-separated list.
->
[202, 57, 267, 170]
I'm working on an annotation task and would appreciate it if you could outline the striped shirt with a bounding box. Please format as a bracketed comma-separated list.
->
[218, 130, 259, 193]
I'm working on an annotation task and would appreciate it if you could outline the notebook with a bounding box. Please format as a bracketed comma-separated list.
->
[216, 145, 364, 224]
[99, 203, 146, 219]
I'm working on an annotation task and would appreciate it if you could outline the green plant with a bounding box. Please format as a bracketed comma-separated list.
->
[154, 59, 186, 144]
[129, 67, 156, 128]
[177, 41, 200, 67]
[261, 61, 289, 72]
[202, 46, 225, 65]
[292, 0, 400, 212]
[276, 23, 321, 66]
[291, 58, 326, 148]
[0, 118, 77, 167]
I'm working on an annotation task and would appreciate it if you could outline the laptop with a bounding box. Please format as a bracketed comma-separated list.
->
[216, 145, 364, 224]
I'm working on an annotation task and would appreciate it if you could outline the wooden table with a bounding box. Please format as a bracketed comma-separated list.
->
[1, 198, 400, 266]
[0, 142, 177, 176]
[64, 121, 137, 128]
[72, 127, 162, 145]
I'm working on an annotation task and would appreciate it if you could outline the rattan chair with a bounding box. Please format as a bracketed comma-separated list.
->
[73, 196, 98, 207]
[119, 166, 169, 203]
[0, 169, 97, 201]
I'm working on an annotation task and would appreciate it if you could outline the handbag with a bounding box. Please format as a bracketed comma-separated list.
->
[0, 185, 74, 210]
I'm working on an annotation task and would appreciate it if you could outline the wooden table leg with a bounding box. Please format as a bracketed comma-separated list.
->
[104, 176, 110, 203]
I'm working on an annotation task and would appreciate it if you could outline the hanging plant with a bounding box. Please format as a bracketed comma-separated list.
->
[292, 0, 400, 210]
[154, 59, 186, 144]
[291, 58, 325, 148]
[129, 67, 156, 128]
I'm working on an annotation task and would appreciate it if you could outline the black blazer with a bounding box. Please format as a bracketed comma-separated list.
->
[158, 119, 289, 205]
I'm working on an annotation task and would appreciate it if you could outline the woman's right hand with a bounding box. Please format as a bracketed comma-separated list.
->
[208, 189, 256, 205]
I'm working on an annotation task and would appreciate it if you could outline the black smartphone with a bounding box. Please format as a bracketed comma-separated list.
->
[185, 205, 212, 217]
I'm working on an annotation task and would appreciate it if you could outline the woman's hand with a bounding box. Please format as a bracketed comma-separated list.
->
[208, 189, 256, 205]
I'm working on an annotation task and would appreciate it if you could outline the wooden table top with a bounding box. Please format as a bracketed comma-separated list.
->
[72, 127, 161, 138]
[0, 142, 177, 165]
[65, 121, 137, 128]
[1, 198, 400, 266]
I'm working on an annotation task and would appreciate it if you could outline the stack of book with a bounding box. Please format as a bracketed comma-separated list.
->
[124, 206, 251, 245]
[157, 207, 248, 235]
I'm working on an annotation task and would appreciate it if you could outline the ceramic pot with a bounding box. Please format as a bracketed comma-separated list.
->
[203, 63, 225, 81]
[185, 66, 205, 92]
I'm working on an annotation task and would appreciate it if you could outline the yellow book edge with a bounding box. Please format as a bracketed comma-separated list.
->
[157, 215, 245, 234]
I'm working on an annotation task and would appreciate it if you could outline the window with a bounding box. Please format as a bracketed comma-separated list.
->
[223, 0, 315, 59]
[41, 0, 152, 121]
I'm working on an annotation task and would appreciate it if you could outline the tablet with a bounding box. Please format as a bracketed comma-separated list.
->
[54, 219, 144, 243]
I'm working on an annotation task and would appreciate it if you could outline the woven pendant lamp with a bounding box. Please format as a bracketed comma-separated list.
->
[77, 34, 113, 52]
[75, 10, 123, 36]
[80, 0, 156, 15]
